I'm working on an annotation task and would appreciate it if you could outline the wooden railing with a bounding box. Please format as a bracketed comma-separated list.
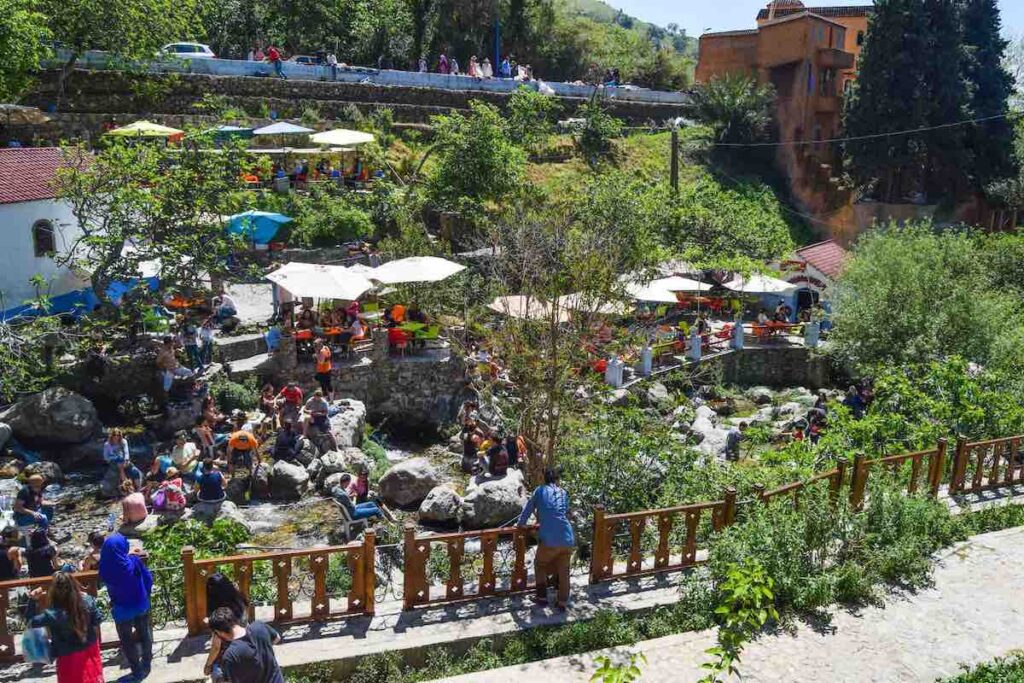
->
[182, 532, 375, 636]
[850, 439, 948, 508]
[756, 462, 846, 509]
[589, 494, 731, 584]
[950, 436, 1022, 495]
[402, 522, 538, 610]
[0, 571, 113, 663]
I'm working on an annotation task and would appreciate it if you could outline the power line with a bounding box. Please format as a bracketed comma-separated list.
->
[710, 112, 1020, 148]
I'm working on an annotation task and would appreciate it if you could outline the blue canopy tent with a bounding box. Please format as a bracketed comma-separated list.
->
[0, 276, 159, 322]
[226, 210, 293, 246]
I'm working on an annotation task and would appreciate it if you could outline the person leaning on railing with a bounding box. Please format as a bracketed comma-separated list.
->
[517, 466, 575, 610]
[26, 571, 104, 683]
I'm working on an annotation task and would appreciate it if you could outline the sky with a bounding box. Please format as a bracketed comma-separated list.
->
[605, 0, 1024, 39]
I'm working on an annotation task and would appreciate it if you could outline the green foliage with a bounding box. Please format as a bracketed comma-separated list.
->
[506, 87, 560, 150]
[145, 518, 252, 566]
[700, 559, 777, 683]
[591, 653, 647, 683]
[209, 374, 260, 413]
[288, 185, 374, 247]
[943, 655, 1024, 683]
[572, 93, 623, 168]
[829, 223, 1024, 371]
[426, 101, 528, 211]
[684, 74, 774, 147]
[0, 0, 51, 101]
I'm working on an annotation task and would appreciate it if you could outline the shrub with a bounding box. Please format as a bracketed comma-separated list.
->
[209, 374, 259, 413]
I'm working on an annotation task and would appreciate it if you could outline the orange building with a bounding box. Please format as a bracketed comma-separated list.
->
[696, 1, 873, 232]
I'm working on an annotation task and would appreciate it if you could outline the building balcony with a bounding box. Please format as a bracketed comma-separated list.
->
[816, 47, 855, 70]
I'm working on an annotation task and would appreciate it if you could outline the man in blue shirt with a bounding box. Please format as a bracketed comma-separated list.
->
[517, 466, 574, 609]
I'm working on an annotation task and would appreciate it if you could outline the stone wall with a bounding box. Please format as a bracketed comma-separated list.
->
[60, 349, 161, 406]
[20, 69, 684, 144]
[698, 347, 839, 390]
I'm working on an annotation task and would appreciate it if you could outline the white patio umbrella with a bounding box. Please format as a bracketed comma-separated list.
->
[252, 122, 315, 136]
[722, 273, 799, 295]
[369, 256, 466, 285]
[266, 262, 373, 300]
[310, 128, 376, 147]
[625, 281, 679, 303]
[487, 295, 570, 322]
[649, 276, 709, 293]
[558, 293, 629, 316]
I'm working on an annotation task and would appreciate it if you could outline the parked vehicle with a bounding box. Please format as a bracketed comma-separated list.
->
[161, 42, 216, 59]
[289, 55, 320, 66]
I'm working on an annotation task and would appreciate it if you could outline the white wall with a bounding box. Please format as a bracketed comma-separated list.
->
[0, 199, 86, 310]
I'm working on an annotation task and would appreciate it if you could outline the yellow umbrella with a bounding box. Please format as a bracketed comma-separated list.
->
[106, 120, 185, 138]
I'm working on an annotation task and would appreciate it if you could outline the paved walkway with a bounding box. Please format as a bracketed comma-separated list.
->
[437, 525, 1024, 683]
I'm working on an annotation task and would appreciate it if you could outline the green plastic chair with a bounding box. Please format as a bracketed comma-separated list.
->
[362, 301, 380, 314]
[655, 304, 669, 318]
[415, 325, 441, 342]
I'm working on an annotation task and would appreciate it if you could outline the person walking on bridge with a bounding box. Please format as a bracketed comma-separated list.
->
[518, 466, 574, 610]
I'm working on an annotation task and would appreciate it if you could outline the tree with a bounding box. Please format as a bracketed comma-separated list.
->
[425, 101, 527, 211]
[505, 86, 560, 150]
[288, 184, 374, 247]
[54, 137, 260, 321]
[0, 0, 51, 102]
[572, 92, 623, 168]
[42, 0, 199, 100]
[962, 0, 1016, 190]
[684, 74, 774, 150]
[350, 0, 414, 65]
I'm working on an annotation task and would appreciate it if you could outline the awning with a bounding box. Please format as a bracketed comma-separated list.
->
[722, 273, 799, 296]
[266, 262, 373, 300]
[369, 256, 466, 284]
[310, 128, 376, 147]
[624, 281, 679, 303]
[252, 122, 315, 136]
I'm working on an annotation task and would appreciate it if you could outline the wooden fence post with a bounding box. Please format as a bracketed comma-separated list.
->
[722, 487, 737, 527]
[752, 483, 766, 503]
[832, 457, 848, 504]
[363, 530, 376, 616]
[849, 453, 867, 510]
[929, 438, 948, 497]
[950, 437, 969, 495]
[182, 546, 200, 636]
[590, 505, 606, 585]
[402, 521, 425, 611]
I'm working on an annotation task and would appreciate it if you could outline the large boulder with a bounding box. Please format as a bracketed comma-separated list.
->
[225, 476, 251, 506]
[461, 469, 528, 529]
[99, 466, 122, 499]
[745, 386, 774, 406]
[0, 423, 11, 452]
[47, 438, 106, 471]
[321, 472, 346, 493]
[270, 459, 309, 501]
[418, 485, 463, 526]
[119, 514, 160, 538]
[1, 389, 99, 446]
[688, 406, 731, 457]
[645, 382, 672, 409]
[22, 461, 64, 484]
[378, 457, 440, 508]
[604, 389, 631, 407]
[0, 458, 24, 479]
[191, 499, 250, 531]
[329, 400, 366, 448]
[252, 465, 271, 499]
[292, 438, 318, 466]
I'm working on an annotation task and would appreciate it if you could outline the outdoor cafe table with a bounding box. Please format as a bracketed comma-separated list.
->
[752, 321, 801, 340]
[293, 329, 315, 341]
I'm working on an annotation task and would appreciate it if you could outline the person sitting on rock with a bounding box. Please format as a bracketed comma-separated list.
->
[272, 421, 303, 463]
[26, 527, 60, 578]
[79, 531, 105, 572]
[0, 527, 24, 580]
[120, 480, 149, 526]
[104, 428, 143, 491]
[153, 468, 187, 514]
[302, 390, 338, 450]
[225, 430, 260, 477]
[330, 474, 394, 522]
[275, 381, 303, 427]
[197, 459, 227, 504]
[486, 439, 510, 477]
[170, 431, 201, 481]
[13, 474, 50, 532]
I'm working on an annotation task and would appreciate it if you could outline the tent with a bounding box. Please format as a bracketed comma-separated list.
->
[310, 128, 376, 147]
[106, 120, 184, 140]
[624, 279, 679, 303]
[266, 262, 373, 300]
[210, 125, 254, 143]
[252, 122, 314, 136]
[226, 210, 292, 245]
[369, 256, 466, 285]
[487, 295, 570, 322]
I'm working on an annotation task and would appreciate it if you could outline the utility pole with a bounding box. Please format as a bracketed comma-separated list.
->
[670, 127, 679, 194]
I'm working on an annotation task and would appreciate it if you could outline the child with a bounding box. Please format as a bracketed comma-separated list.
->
[26, 528, 59, 578]
[153, 468, 187, 514]
[80, 531, 105, 571]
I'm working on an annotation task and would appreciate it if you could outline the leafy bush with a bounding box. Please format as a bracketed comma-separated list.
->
[572, 93, 623, 168]
[289, 185, 374, 248]
[943, 654, 1024, 682]
[507, 87, 560, 150]
[209, 374, 259, 413]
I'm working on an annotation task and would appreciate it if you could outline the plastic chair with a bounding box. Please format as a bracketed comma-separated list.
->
[362, 302, 380, 314]
[415, 325, 442, 347]
[387, 328, 410, 356]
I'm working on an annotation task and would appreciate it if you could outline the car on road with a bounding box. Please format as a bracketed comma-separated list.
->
[161, 42, 216, 59]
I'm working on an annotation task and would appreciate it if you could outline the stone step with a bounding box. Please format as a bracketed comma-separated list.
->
[214, 332, 268, 363]
[224, 352, 274, 382]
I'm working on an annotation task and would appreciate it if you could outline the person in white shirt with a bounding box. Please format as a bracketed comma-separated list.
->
[214, 292, 237, 323]
[481, 58, 493, 79]
[326, 52, 338, 80]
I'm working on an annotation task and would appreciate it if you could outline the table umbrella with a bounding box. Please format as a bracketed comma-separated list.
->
[106, 120, 184, 139]
[310, 128, 376, 147]
[487, 295, 570, 322]
[226, 210, 292, 245]
[252, 122, 314, 136]
[369, 256, 466, 284]
[0, 104, 50, 126]
[266, 262, 373, 300]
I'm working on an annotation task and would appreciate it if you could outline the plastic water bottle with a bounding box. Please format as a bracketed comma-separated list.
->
[107, 512, 116, 532]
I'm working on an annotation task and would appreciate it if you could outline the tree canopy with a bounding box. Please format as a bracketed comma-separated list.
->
[0, 0, 51, 102]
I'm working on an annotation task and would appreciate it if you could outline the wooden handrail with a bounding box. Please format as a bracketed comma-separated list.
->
[603, 499, 722, 521]
[191, 542, 362, 566]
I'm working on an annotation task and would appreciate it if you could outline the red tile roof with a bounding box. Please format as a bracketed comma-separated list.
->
[795, 240, 849, 279]
[757, 5, 873, 20]
[0, 148, 69, 205]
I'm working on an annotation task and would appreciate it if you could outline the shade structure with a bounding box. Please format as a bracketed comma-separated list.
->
[252, 122, 315, 136]
[558, 293, 629, 316]
[211, 125, 254, 142]
[722, 273, 799, 295]
[309, 128, 376, 147]
[226, 210, 292, 244]
[266, 262, 373, 300]
[0, 104, 50, 126]
[625, 281, 679, 303]
[106, 120, 184, 139]
[487, 295, 570, 322]
[346, 263, 377, 275]
[649, 276, 709, 293]
[369, 256, 466, 285]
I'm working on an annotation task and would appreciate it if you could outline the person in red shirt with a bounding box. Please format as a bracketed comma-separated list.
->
[267, 46, 286, 79]
[275, 380, 303, 426]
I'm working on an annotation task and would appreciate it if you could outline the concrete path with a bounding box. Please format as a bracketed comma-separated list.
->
[436, 525, 1024, 683]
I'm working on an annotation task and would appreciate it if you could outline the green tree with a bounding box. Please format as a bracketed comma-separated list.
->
[0, 0, 51, 102]
[506, 86, 560, 150]
[425, 101, 527, 211]
[54, 137, 260, 318]
[572, 92, 623, 168]
[288, 184, 374, 247]
[684, 73, 774, 167]
[42, 0, 199, 98]
[351, 0, 414, 65]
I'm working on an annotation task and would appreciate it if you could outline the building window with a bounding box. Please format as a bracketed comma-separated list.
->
[32, 220, 55, 257]
[857, 31, 865, 46]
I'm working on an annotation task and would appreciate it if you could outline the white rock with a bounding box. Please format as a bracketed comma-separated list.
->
[462, 469, 528, 529]
[378, 457, 441, 508]
[418, 485, 463, 525]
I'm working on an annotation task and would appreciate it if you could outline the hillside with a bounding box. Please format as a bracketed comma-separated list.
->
[561, 0, 697, 56]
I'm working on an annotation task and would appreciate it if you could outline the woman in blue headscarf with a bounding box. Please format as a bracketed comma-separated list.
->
[99, 533, 153, 682]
